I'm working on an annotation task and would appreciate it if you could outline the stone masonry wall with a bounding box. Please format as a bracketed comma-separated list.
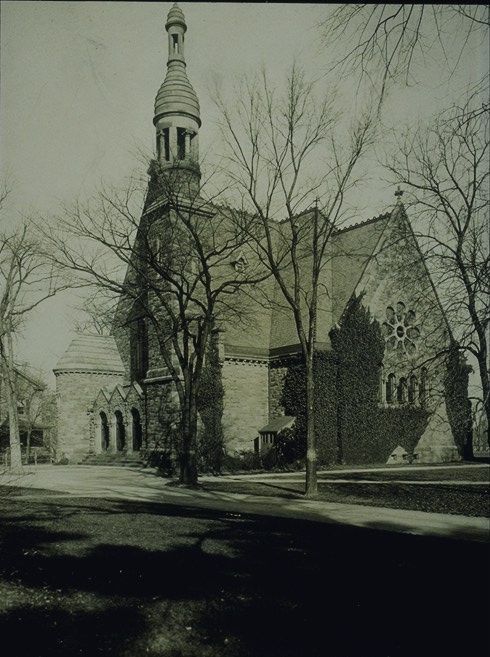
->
[55, 371, 124, 462]
[356, 211, 459, 462]
[222, 359, 269, 453]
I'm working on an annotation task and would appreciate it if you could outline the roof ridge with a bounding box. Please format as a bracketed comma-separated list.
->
[335, 212, 391, 235]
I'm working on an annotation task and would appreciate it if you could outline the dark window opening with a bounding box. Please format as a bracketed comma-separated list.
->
[177, 128, 186, 159]
[172, 34, 179, 53]
[100, 412, 109, 451]
[131, 408, 142, 451]
[163, 128, 170, 161]
[397, 377, 407, 404]
[386, 374, 395, 404]
[131, 318, 149, 381]
[115, 410, 125, 451]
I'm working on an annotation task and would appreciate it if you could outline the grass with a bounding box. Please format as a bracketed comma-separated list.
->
[0, 494, 489, 657]
[200, 464, 490, 517]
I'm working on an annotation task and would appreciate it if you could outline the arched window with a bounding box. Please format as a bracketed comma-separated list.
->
[130, 318, 149, 381]
[157, 129, 170, 162]
[131, 408, 142, 451]
[397, 377, 407, 404]
[177, 128, 186, 159]
[378, 365, 383, 402]
[386, 374, 396, 404]
[100, 411, 109, 451]
[382, 302, 420, 355]
[408, 375, 418, 404]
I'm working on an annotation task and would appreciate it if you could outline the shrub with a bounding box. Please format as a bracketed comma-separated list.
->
[222, 450, 262, 473]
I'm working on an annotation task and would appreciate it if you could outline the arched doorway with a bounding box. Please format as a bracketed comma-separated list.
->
[114, 410, 126, 451]
[131, 408, 142, 451]
[100, 411, 110, 451]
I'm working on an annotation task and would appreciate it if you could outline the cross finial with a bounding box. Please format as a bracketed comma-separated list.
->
[395, 185, 404, 199]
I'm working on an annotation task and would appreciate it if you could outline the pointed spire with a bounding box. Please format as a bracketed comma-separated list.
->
[152, 4, 201, 196]
[154, 4, 200, 128]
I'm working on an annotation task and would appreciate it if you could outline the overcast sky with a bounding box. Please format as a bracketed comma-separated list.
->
[1, 2, 487, 383]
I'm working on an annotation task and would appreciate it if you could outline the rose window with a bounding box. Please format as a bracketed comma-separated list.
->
[382, 302, 420, 355]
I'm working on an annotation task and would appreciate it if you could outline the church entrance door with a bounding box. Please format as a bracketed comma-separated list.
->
[131, 408, 142, 451]
[114, 411, 125, 451]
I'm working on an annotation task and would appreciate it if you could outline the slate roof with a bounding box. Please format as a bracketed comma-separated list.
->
[331, 214, 389, 325]
[54, 334, 125, 373]
[223, 210, 393, 357]
[259, 416, 295, 433]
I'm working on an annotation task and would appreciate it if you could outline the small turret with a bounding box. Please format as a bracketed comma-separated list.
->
[153, 3, 201, 195]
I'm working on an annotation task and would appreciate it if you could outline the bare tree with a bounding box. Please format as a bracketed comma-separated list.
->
[13, 366, 47, 464]
[0, 192, 66, 468]
[384, 97, 489, 447]
[216, 65, 377, 496]
[72, 291, 117, 336]
[321, 4, 489, 109]
[42, 165, 268, 485]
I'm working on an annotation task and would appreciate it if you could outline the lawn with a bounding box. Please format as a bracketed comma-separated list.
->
[0, 493, 488, 657]
[200, 465, 490, 517]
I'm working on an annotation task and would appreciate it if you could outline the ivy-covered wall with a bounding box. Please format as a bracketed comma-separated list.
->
[279, 352, 337, 466]
[444, 343, 473, 459]
[278, 295, 445, 466]
[197, 330, 225, 473]
[330, 295, 385, 464]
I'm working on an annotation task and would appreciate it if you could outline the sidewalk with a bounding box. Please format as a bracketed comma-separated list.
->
[1, 464, 488, 543]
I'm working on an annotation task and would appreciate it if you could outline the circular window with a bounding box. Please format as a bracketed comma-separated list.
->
[382, 302, 419, 355]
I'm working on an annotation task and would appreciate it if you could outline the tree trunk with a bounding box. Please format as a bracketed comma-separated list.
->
[26, 430, 32, 464]
[304, 354, 317, 498]
[463, 432, 474, 461]
[4, 333, 22, 469]
[179, 390, 199, 486]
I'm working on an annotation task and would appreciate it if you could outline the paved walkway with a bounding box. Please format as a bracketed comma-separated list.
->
[1, 464, 488, 543]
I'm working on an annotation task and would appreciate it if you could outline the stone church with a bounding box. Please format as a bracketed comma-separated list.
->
[53, 4, 460, 466]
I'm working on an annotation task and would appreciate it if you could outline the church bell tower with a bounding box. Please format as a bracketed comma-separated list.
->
[152, 3, 201, 196]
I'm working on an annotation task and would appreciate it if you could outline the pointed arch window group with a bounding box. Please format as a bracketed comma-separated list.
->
[384, 368, 428, 406]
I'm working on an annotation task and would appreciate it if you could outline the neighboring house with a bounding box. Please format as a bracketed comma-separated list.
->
[54, 4, 460, 465]
[0, 367, 55, 461]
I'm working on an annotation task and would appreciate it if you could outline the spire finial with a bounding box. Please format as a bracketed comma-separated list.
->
[394, 185, 404, 200]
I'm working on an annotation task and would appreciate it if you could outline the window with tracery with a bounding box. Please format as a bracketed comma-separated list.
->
[382, 302, 420, 355]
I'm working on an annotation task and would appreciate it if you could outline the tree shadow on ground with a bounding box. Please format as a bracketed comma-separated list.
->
[0, 497, 488, 657]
